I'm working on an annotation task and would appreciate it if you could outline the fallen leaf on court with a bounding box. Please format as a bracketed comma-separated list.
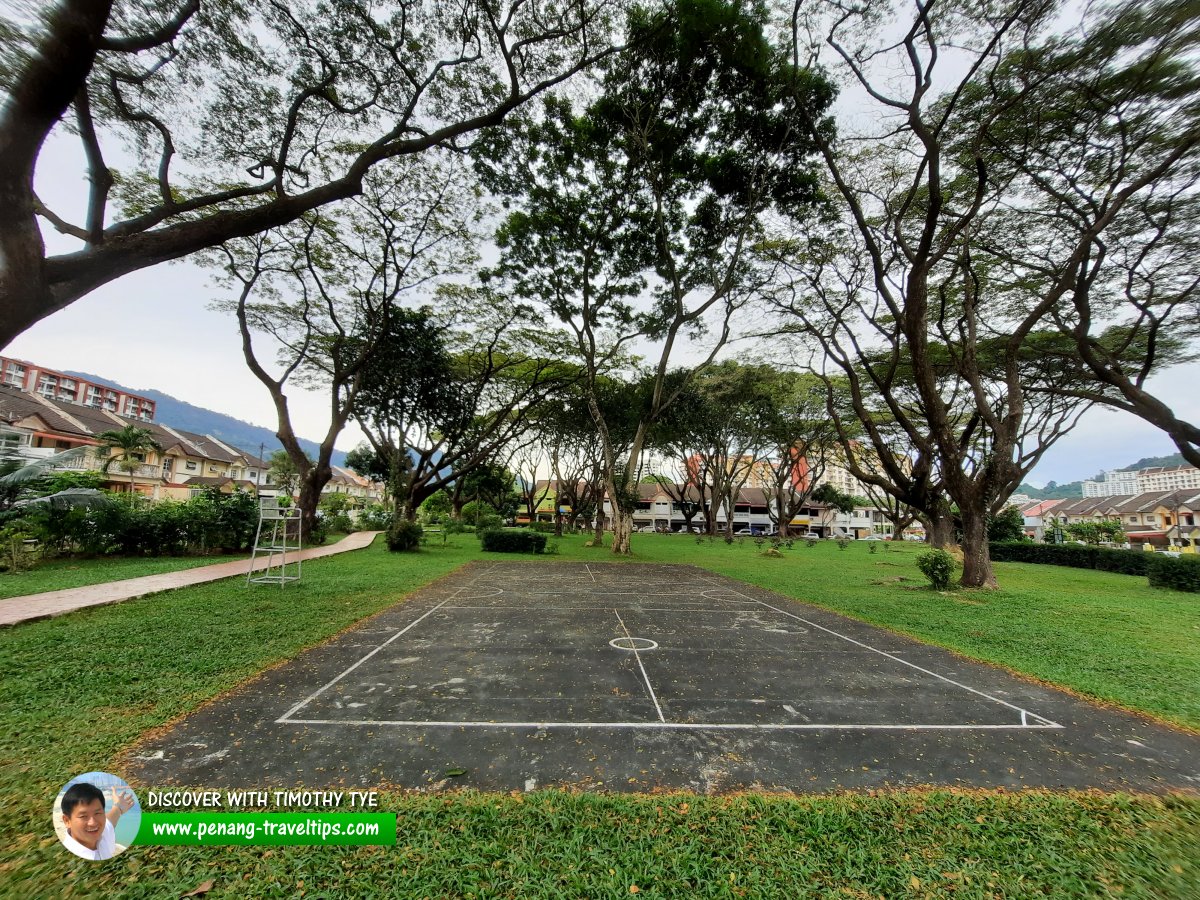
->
[180, 880, 215, 898]
[446, 768, 468, 777]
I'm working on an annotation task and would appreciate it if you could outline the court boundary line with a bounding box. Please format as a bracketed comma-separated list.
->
[281, 719, 1060, 731]
[277, 594, 459, 723]
[695, 574, 1061, 728]
[614, 609, 665, 722]
[275, 568, 1061, 731]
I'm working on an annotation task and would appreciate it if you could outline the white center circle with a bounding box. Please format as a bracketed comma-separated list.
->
[609, 637, 658, 651]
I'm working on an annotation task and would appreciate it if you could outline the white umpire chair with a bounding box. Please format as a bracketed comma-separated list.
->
[247, 496, 302, 586]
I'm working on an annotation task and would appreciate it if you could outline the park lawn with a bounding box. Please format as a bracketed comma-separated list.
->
[0, 533, 1197, 897]
[0, 552, 247, 600]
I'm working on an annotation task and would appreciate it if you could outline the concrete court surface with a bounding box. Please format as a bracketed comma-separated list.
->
[125, 562, 1200, 794]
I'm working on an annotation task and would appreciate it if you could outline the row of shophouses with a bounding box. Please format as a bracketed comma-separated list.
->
[0, 384, 381, 504]
[526, 479, 898, 538]
[527, 477, 1200, 547]
[1020, 491, 1200, 549]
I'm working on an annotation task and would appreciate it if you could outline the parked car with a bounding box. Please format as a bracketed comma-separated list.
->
[861, 535, 885, 541]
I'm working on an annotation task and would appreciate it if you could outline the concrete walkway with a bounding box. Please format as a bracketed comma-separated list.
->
[0, 531, 382, 628]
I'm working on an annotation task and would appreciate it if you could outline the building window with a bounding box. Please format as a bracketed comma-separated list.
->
[185, 461, 197, 471]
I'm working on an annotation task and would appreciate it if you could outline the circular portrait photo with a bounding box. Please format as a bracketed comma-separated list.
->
[53, 772, 141, 861]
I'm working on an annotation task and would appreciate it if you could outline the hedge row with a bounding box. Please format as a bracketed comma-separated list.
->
[12, 489, 260, 557]
[990, 541, 1200, 591]
[989, 542, 1149, 575]
[1147, 553, 1200, 592]
[481, 529, 546, 554]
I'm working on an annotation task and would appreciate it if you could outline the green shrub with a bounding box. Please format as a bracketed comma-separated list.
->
[323, 512, 354, 534]
[532, 521, 557, 534]
[1093, 547, 1149, 576]
[472, 512, 504, 535]
[386, 519, 424, 552]
[307, 515, 329, 546]
[916, 548, 957, 590]
[1147, 554, 1200, 592]
[480, 529, 546, 554]
[358, 503, 393, 530]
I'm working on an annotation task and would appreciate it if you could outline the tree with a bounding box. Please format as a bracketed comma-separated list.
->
[988, 505, 1025, 543]
[651, 362, 778, 538]
[267, 450, 304, 498]
[771, 0, 1175, 587]
[478, 0, 833, 553]
[954, 0, 1200, 467]
[1066, 519, 1125, 545]
[96, 424, 161, 494]
[344, 444, 388, 484]
[355, 291, 576, 519]
[0, 0, 626, 346]
[350, 305, 465, 517]
[213, 154, 478, 537]
[453, 463, 519, 520]
[752, 372, 845, 538]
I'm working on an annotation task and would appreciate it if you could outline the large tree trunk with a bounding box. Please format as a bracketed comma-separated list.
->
[925, 506, 954, 549]
[592, 510, 605, 544]
[298, 465, 331, 541]
[959, 505, 998, 589]
[611, 508, 634, 554]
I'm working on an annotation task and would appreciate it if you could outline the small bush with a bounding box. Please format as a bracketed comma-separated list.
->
[358, 503, 392, 530]
[836, 536, 851, 550]
[307, 515, 329, 546]
[1147, 554, 1200, 592]
[480, 529, 546, 554]
[386, 519, 424, 552]
[323, 512, 354, 534]
[531, 521, 557, 533]
[472, 512, 504, 535]
[868, 542, 878, 554]
[917, 548, 957, 591]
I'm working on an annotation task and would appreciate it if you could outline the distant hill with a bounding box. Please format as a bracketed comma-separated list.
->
[1119, 452, 1186, 471]
[1019, 452, 1190, 499]
[66, 371, 348, 468]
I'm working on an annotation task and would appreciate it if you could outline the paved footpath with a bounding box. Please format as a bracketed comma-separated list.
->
[0, 531, 382, 628]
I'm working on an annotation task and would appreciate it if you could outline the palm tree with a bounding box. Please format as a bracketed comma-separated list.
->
[97, 425, 162, 495]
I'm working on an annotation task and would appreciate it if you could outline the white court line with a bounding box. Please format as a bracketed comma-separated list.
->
[442, 606, 786, 615]
[585, 564, 597, 584]
[282, 719, 1060, 731]
[697, 575, 1061, 729]
[276, 596, 458, 723]
[614, 609, 665, 722]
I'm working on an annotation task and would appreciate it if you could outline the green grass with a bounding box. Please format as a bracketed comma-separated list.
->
[0, 553, 246, 600]
[16, 792, 1200, 898]
[1, 533, 1197, 897]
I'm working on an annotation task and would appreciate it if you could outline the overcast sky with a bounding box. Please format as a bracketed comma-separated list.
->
[6, 42, 1197, 488]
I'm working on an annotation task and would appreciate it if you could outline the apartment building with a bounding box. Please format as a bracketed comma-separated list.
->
[0, 356, 155, 421]
[1082, 465, 1199, 496]
[0, 384, 273, 498]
